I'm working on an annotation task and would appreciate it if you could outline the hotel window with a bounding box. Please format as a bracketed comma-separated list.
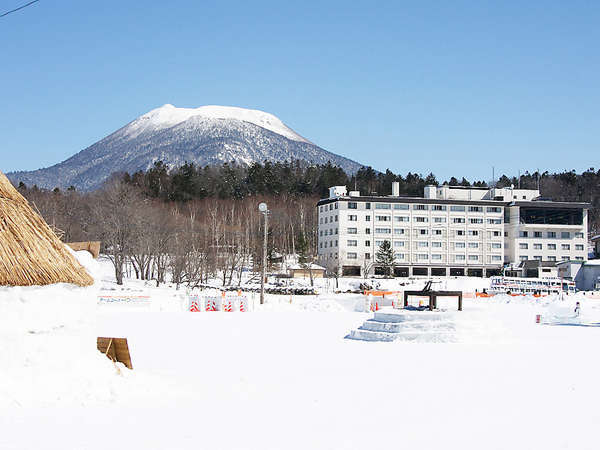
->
[561, 232, 570, 239]
[456, 230, 465, 236]
[347, 240, 357, 247]
[375, 203, 391, 209]
[491, 255, 502, 261]
[432, 242, 442, 248]
[394, 216, 409, 222]
[413, 204, 428, 210]
[533, 244, 542, 250]
[375, 240, 384, 246]
[319, 231, 323, 237]
[455, 242, 466, 249]
[335, 216, 338, 222]
[320, 206, 323, 212]
[417, 241, 429, 248]
[335, 228, 338, 234]
[533, 256, 543, 261]
[365, 252, 371, 259]
[347, 228, 357, 234]
[347, 252, 357, 259]
[432, 254, 442, 260]
[324, 217, 328, 224]
[432, 205, 446, 211]
[365, 240, 371, 247]
[561, 244, 570, 250]
[335, 203, 338, 209]
[365, 203, 371, 210]
[492, 231, 501, 237]
[546, 243, 556, 250]
[468, 206, 483, 212]
[455, 254, 466, 261]
[365, 228, 370, 234]
[348, 202, 357, 209]
[561, 256, 569, 261]
[433, 217, 446, 223]
[548, 256, 556, 261]
[394, 241, 405, 247]
[365, 215, 370, 221]
[575, 232, 584, 238]
[468, 230, 479, 236]
[348, 215, 357, 221]
[451, 205, 465, 212]
[519, 231, 528, 238]
[393, 228, 405, 235]
[534, 232, 542, 238]
[468, 255, 479, 261]
[576, 244, 584, 251]
[519, 243, 528, 249]
[393, 204, 409, 210]
[491, 243, 502, 249]
[433, 229, 443, 235]
[375, 228, 391, 234]
[470, 218, 483, 224]
[547, 232, 556, 238]
[487, 207, 502, 213]
[575, 257, 584, 261]
[376, 215, 391, 221]
[418, 229, 429, 235]
[394, 253, 405, 260]
[453, 218, 465, 223]
[519, 256, 527, 261]
[415, 217, 428, 223]
[468, 243, 479, 248]
[417, 254, 429, 260]
[487, 219, 502, 224]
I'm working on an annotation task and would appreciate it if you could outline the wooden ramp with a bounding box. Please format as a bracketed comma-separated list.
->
[97, 337, 133, 369]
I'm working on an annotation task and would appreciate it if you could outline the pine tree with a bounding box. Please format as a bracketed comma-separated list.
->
[375, 240, 394, 277]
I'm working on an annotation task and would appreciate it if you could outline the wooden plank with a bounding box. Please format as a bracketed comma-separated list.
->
[97, 337, 133, 369]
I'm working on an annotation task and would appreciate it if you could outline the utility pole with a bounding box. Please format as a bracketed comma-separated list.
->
[258, 202, 269, 305]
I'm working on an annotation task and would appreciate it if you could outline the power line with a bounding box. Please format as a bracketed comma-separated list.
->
[0, 0, 40, 18]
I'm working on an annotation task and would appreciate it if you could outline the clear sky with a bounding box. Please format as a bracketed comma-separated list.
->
[1, 0, 598, 182]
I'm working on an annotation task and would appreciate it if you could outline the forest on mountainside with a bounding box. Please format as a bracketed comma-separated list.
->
[16, 160, 600, 287]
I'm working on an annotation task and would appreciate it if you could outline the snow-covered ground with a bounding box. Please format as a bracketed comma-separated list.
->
[3, 255, 600, 449]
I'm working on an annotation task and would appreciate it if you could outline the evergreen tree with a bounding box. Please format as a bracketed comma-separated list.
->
[375, 240, 394, 277]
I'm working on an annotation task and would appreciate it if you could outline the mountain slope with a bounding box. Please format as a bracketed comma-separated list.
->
[7, 105, 363, 191]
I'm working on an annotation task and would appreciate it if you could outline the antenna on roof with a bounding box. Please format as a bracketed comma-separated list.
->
[492, 166, 495, 188]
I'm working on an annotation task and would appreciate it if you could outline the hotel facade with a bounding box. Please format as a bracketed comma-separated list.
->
[317, 183, 589, 277]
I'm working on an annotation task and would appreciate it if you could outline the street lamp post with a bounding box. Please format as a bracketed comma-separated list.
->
[258, 202, 269, 305]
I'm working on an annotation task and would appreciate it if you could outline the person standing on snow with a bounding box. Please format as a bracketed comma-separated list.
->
[574, 301, 581, 317]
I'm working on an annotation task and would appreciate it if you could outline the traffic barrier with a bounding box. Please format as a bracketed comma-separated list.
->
[223, 298, 233, 312]
[535, 314, 542, 324]
[239, 297, 248, 312]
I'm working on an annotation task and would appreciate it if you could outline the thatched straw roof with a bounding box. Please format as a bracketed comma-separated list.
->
[0, 171, 93, 287]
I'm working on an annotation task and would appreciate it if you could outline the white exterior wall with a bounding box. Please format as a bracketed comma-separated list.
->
[504, 206, 588, 265]
[317, 198, 505, 276]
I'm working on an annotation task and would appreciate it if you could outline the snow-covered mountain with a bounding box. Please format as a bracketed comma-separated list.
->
[7, 104, 363, 191]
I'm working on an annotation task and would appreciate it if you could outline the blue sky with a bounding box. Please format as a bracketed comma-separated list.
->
[1, 0, 598, 182]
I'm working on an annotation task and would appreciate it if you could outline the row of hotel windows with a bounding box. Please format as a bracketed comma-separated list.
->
[320, 228, 503, 238]
[346, 240, 502, 249]
[319, 215, 504, 225]
[519, 256, 585, 261]
[345, 203, 502, 212]
[345, 215, 502, 224]
[319, 202, 504, 213]
[518, 231, 584, 239]
[518, 243, 585, 251]
[345, 252, 503, 261]
[321, 240, 503, 250]
[345, 228, 498, 236]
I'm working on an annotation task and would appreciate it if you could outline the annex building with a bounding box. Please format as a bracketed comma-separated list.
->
[317, 183, 590, 278]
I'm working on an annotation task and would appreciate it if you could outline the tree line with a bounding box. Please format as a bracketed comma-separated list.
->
[17, 162, 600, 286]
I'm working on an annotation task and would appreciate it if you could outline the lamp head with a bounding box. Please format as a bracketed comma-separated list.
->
[258, 202, 268, 213]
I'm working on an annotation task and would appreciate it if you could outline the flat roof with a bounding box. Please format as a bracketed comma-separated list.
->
[317, 196, 590, 209]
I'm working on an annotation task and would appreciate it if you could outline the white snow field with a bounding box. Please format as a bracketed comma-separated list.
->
[3, 256, 600, 450]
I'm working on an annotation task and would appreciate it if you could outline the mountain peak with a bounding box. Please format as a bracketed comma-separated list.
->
[134, 104, 311, 144]
[7, 104, 363, 191]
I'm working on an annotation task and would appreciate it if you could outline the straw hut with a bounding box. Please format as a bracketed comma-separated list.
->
[0, 171, 93, 286]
